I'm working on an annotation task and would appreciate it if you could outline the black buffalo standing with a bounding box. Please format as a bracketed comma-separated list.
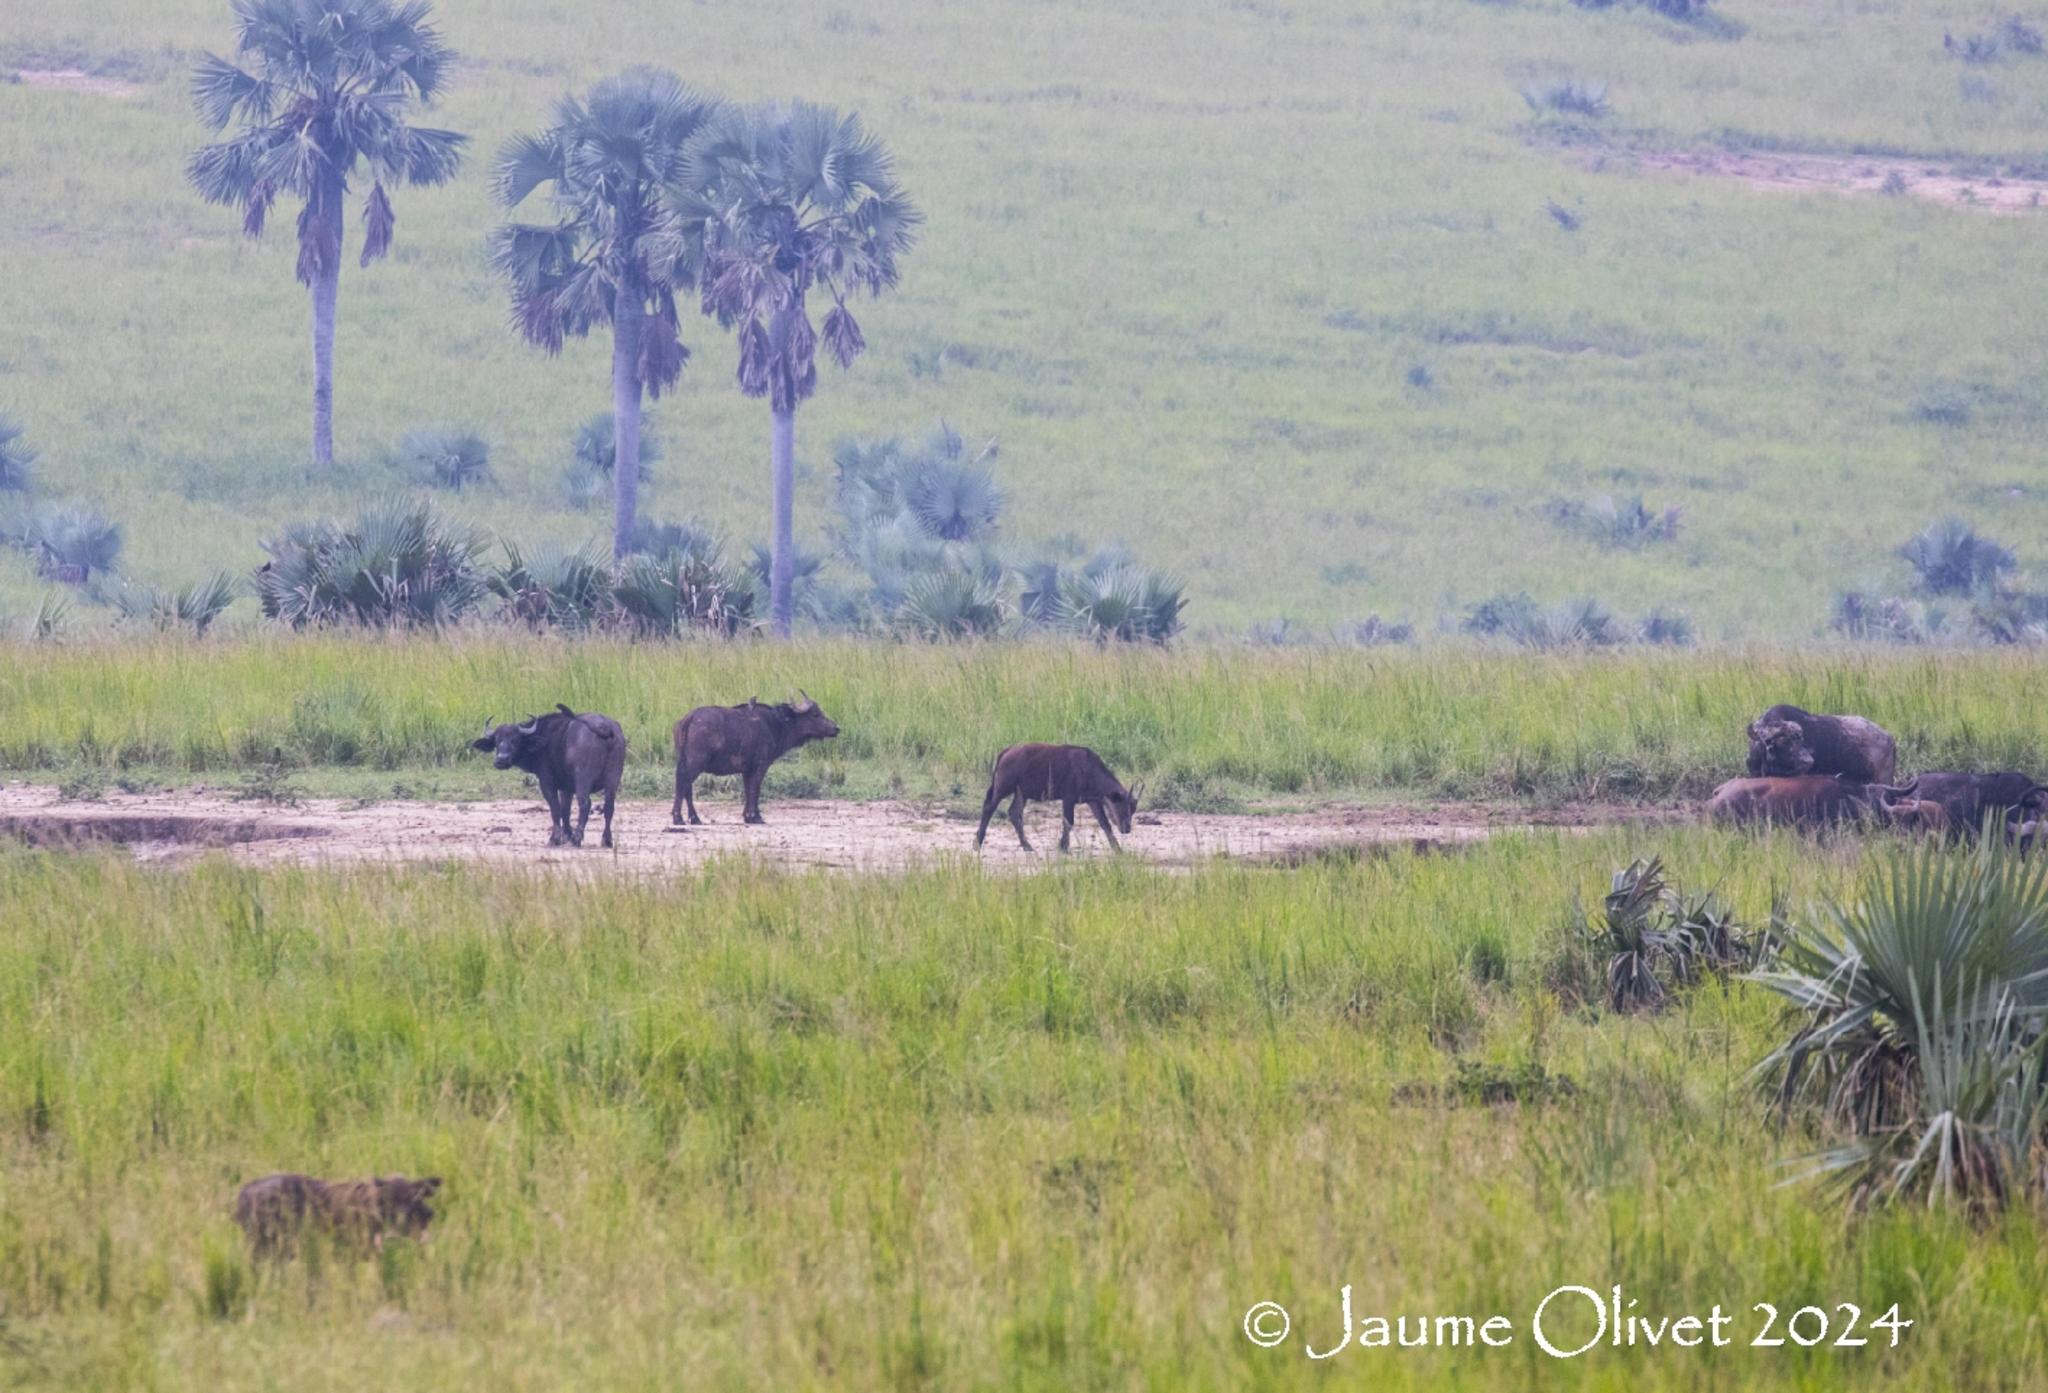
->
[1746, 704, 1898, 786]
[472, 706, 626, 848]
[671, 693, 840, 825]
[975, 743, 1141, 852]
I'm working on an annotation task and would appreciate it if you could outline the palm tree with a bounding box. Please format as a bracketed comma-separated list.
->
[672, 101, 921, 636]
[186, 0, 466, 469]
[492, 69, 717, 563]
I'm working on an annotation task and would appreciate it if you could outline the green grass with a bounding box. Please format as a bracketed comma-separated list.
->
[2, 638, 2043, 804]
[4, 1, 2048, 633]
[4, 830, 2046, 1389]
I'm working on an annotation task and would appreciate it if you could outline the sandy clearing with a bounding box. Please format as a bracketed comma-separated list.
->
[0, 783, 1684, 875]
[1569, 144, 2048, 214]
[13, 69, 144, 98]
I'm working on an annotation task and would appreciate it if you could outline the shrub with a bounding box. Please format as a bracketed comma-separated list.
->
[1831, 589, 1939, 644]
[1548, 493, 1681, 549]
[627, 515, 723, 563]
[2000, 15, 2046, 55]
[1752, 839, 2048, 1210]
[116, 572, 240, 636]
[0, 414, 35, 492]
[400, 425, 493, 491]
[1464, 592, 1623, 649]
[1058, 566, 1185, 644]
[744, 540, 831, 623]
[897, 570, 1007, 639]
[1636, 608, 1695, 646]
[610, 546, 755, 637]
[12, 503, 123, 581]
[1334, 615, 1415, 646]
[1910, 385, 1975, 425]
[1902, 517, 2015, 596]
[1522, 77, 1608, 119]
[565, 412, 658, 509]
[1581, 858, 1759, 1013]
[489, 540, 611, 632]
[255, 500, 490, 629]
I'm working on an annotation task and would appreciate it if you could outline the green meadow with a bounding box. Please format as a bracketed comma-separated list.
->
[4, 0, 2048, 633]
[6, 832, 2048, 1391]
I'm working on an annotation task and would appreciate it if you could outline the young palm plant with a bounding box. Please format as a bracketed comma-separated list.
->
[0, 415, 35, 493]
[492, 69, 717, 562]
[1753, 838, 2048, 1210]
[15, 504, 125, 583]
[186, 0, 466, 468]
[671, 101, 921, 636]
[400, 425, 493, 491]
[255, 499, 488, 628]
[117, 572, 242, 636]
[488, 540, 611, 632]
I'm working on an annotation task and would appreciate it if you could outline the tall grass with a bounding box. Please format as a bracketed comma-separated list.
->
[1, 637, 2042, 801]
[3, 830, 2044, 1388]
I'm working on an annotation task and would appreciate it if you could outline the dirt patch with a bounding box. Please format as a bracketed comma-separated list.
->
[1569, 144, 2048, 214]
[0, 783, 1682, 875]
[0, 811, 329, 857]
[12, 69, 144, 99]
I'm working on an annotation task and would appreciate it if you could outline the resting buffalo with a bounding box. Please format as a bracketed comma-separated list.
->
[1898, 771, 2048, 839]
[472, 705, 626, 848]
[1746, 704, 1898, 786]
[1705, 774, 1917, 828]
[975, 744, 1141, 852]
[671, 693, 839, 825]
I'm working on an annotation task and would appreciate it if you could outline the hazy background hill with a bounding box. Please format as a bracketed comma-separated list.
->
[3, 0, 2045, 635]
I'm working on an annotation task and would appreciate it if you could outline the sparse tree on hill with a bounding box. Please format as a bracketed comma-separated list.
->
[185, 0, 466, 470]
[667, 102, 920, 636]
[492, 69, 717, 564]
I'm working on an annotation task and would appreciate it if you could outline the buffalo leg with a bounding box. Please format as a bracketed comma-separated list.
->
[974, 783, 1002, 849]
[672, 750, 688, 825]
[743, 768, 766, 825]
[1058, 799, 1076, 852]
[1088, 799, 1123, 852]
[572, 786, 592, 847]
[601, 783, 617, 849]
[1008, 794, 1033, 852]
[539, 776, 568, 846]
[682, 771, 703, 825]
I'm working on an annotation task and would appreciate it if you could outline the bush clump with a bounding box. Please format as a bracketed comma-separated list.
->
[255, 500, 489, 629]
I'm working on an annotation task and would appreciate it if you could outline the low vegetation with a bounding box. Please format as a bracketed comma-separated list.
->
[3, 830, 2045, 1389]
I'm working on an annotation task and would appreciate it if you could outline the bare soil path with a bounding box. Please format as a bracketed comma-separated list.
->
[1565, 142, 2048, 214]
[0, 783, 1684, 875]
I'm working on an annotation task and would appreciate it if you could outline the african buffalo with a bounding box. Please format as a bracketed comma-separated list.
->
[1746, 705, 1898, 786]
[472, 705, 626, 848]
[1705, 774, 1917, 829]
[671, 693, 839, 825]
[1897, 771, 2048, 839]
[975, 743, 1141, 853]
[1883, 798, 1949, 837]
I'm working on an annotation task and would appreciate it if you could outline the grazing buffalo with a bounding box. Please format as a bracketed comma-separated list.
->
[975, 743, 1141, 852]
[1898, 772, 2048, 839]
[1883, 798, 1950, 837]
[1746, 705, 1898, 785]
[671, 693, 839, 825]
[472, 705, 626, 848]
[1705, 774, 1917, 828]
[236, 1173, 441, 1259]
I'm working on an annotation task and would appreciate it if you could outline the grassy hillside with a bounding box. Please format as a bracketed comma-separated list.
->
[7, 836, 2048, 1390]
[3, 0, 2046, 635]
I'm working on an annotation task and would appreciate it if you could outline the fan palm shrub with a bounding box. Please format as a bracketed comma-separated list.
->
[563, 412, 661, 509]
[1902, 517, 2015, 597]
[0, 415, 35, 493]
[672, 100, 921, 635]
[14, 504, 124, 582]
[400, 426, 492, 491]
[117, 572, 241, 636]
[493, 69, 717, 560]
[186, 0, 465, 468]
[488, 540, 611, 632]
[255, 499, 488, 628]
[610, 546, 754, 637]
[1752, 838, 2048, 1209]
[897, 570, 1006, 640]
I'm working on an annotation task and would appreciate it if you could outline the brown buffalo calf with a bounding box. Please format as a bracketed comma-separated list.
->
[975, 744, 1141, 852]
[235, 1173, 442, 1259]
[1704, 775, 1913, 828]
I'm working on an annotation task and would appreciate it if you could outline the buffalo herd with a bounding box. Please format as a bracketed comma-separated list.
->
[471, 694, 1143, 852]
[1710, 703, 2046, 844]
[467, 694, 2041, 852]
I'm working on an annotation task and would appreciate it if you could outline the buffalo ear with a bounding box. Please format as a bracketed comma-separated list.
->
[471, 736, 495, 752]
[422, 1176, 443, 1196]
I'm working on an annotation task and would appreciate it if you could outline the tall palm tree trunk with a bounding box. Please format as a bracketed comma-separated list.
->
[770, 404, 795, 638]
[308, 167, 344, 469]
[609, 289, 645, 565]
